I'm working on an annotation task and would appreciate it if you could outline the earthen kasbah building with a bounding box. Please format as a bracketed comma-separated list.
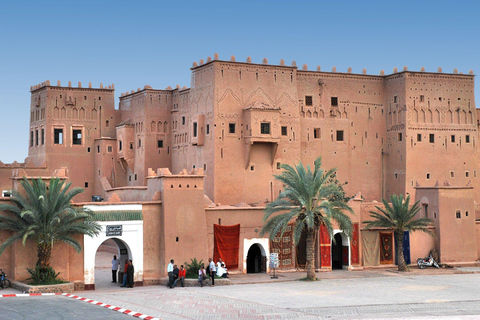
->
[0, 54, 478, 289]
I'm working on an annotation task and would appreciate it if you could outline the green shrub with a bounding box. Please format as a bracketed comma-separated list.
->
[27, 265, 64, 285]
[184, 258, 203, 279]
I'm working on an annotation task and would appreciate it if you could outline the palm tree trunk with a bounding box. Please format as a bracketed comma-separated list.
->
[394, 231, 407, 271]
[306, 228, 316, 280]
[37, 243, 52, 267]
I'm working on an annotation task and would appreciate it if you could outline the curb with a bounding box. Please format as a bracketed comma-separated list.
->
[0, 292, 161, 320]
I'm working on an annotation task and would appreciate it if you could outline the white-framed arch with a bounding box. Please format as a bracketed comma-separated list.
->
[243, 238, 269, 274]
[332, 229, 351, 270]
[83, 204, 144, 288]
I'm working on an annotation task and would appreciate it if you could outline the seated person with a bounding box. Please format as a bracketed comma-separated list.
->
[216, 258, 228, 278]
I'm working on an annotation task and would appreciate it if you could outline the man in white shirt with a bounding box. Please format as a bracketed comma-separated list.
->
[167, 259, 174, 288]
[111, 255, 120, 283]
[208, 258, 216, 286]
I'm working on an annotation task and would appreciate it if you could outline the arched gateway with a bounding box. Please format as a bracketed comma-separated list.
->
[83, 204, 144, 290]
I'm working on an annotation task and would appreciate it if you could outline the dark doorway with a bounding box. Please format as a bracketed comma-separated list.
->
[332, 233, 343, 269]
[247, 244, 264, 273]
[296, 230, 307, 269]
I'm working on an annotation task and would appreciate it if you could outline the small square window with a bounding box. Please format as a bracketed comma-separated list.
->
[336, 130, 344, 141]
[277, 162, 281, 169]
[106, 120, 109, 127]
[229, 123, 236, 134]
[439, 97, 442, 101]
[451, 135, 456, 143]
[97, 146, 100, 153]
[129, 176, 131, 181]
[420, 95, 425, 102]
[426, 173, 431, 179]
[250, 165, 255, 171]
[429, 134, 434, 143]
[314, 128, 321, 139]
[394, 96, 397, 103]
[138, 139, 141, 148]
[84, 182, 88, 188]
[281, 126, 287, 136]
[130, 142, 133, 149]
[135, 174, 137, 180]
[182, 117, 185, 125]
[41, 128, 44, 145]
[119, 141, 122, 151]
[331, 97, 338, 106]
[260, 122, 270, 134]
[206, 124, 210, 134]
[456, 211, 461, 219]
[466, 171, 470, 178]
[398, 133, 403, 142]
[466, 135, 470, 143]
[417, 134, 422, 142]
[305, 96, 313, 106]
[30, 131, 33, 147]
[158, 140, 164, 148]
[107, 146, 113, 153]
[450, 171, 455, 178]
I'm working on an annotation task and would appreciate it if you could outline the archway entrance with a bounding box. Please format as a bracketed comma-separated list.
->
[331, 232, 349, 270]
[94, 238, 131, 289]
[246, 244, 265, 273]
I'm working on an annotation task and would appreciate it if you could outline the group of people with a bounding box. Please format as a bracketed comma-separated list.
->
[167, 259, 187, 288]
[198, 257, 228, 287]
[111, 255, 135, 288]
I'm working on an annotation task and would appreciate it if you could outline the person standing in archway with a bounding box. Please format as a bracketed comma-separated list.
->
[120, 259, 129, 287]
[111, 255, 120, 283]
[127, 259, 134, 288]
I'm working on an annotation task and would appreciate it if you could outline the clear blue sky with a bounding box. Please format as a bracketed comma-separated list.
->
[1, 0, 479, 163]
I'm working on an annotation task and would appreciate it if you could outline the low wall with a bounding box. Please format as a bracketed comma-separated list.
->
[144, 277, 231, 287]
[12, 281, 74, 293]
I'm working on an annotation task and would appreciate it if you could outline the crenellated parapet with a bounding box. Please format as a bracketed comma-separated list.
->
[30, 80, 114, 92]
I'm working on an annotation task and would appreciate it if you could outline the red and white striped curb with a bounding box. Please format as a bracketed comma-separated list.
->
[0, 292, 161, 320]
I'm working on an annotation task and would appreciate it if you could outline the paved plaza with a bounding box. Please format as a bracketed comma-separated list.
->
[2, 267, 480, 319]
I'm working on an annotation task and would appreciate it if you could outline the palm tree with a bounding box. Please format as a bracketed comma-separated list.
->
[0, 177, 101, 268]
[260, 157, 353, 280]
[363, 194, 434, 271]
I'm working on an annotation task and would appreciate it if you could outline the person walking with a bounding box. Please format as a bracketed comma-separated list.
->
[111, 255, 120, 283]
[127, 259, 134, 288]
[208, 258, 216, 286]
[167, 259, 174, 288]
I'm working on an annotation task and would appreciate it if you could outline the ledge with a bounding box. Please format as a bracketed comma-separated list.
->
[12, 281, 74, 293]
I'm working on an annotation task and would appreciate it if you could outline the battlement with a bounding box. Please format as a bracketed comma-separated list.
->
[30, 80, 115, 92]
[190, 53, 475, 77]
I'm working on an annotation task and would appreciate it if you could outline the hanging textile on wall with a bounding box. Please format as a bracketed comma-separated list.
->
[270, 223, 294, 268]
[362, 231, 380, 266]
[380, 232, 393, 264]
[214, 224, 240, 269]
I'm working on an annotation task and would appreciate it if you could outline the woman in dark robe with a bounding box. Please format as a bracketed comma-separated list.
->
[127, 259, 134, 288]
